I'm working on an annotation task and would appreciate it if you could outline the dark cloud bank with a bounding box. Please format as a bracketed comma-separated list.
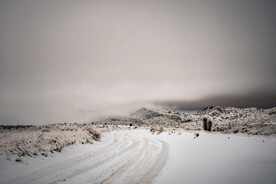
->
[155, 92, 276, 111]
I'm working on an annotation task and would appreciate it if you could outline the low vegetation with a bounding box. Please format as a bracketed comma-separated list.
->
[0, 125, 101, 162]
[203, 118, 212, 131]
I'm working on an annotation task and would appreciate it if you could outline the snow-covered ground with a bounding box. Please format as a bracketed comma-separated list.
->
[1, 129, 276, 184]
[153, 131, 276, 184]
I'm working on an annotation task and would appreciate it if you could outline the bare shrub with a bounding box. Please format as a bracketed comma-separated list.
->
[41, 128, 50, 132]
[15, 157, 23, 163]
[86, 128, 101, 141]
[150, 127, 155, 134]
[157, 127, 164, 135]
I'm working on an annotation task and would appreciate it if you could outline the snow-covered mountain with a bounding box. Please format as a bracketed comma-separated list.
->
[95, 106, 276, 136]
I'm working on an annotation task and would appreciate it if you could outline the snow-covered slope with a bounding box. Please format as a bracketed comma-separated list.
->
[95, 106, 276, 136]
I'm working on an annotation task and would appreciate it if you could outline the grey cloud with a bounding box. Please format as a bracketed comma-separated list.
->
[0, 0, 275, 124]
[154, 92, 276, 111]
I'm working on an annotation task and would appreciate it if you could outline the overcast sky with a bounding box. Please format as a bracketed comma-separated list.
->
[0, 0, 275, 124]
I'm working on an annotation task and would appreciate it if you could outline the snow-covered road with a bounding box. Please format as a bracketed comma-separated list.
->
[0, 130, 168, 184]
[1, 130, 276, 184]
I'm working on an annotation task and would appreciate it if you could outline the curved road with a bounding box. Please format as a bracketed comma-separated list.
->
[5, 131, 168, 184]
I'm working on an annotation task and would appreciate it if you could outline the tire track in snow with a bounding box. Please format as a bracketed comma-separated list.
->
[6, 133, 133, 184]
[138, 140, 168, 184]
[93, 133, 168, 184]
[49, 138, 139, 184]
[4, 131, 168, 184]
[102, 137, 149, 184]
